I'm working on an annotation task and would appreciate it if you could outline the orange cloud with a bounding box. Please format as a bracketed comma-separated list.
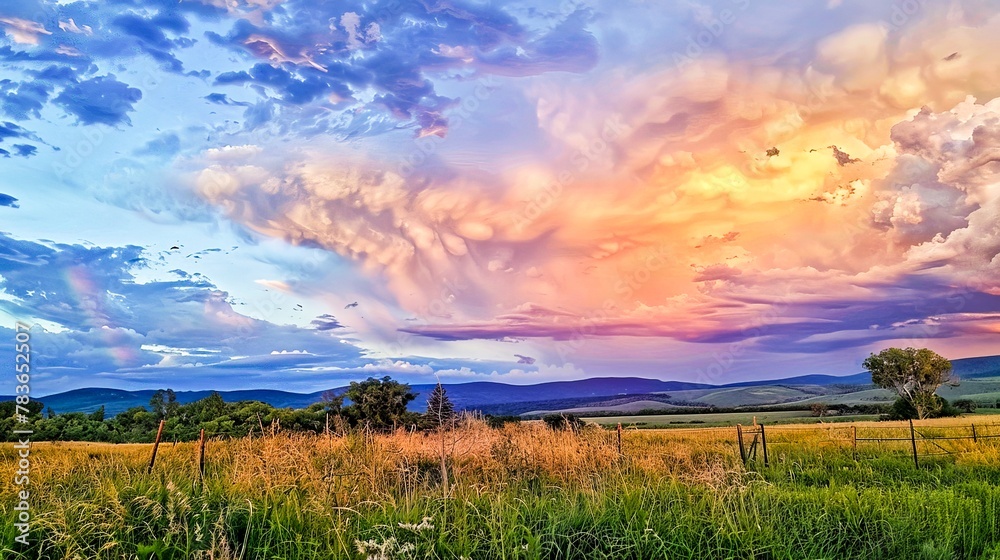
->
[189, 0, 1000, 357]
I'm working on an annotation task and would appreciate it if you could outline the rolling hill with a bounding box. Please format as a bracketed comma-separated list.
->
[6, 377, 713, 417]
[6, 354, 998, 417]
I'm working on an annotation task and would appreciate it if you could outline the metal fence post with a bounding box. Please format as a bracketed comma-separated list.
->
[760, 423, 769, 467]
[737, 424, 746, 466]
[909, 419, 919, 468]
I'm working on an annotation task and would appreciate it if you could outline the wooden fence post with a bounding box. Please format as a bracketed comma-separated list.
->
[617, 423, 623, 456]
[198, 429, 206, 480]
[736, 424, 746, 466]
[147, 419, 165, 474]
[909, 419, 919, 468]
[760, 424, 769, 467]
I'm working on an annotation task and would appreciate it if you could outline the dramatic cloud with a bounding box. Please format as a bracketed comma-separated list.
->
[891, 97, 1000, 287]
[186, 0, 1000, 361]
[3, 0, 999, 390]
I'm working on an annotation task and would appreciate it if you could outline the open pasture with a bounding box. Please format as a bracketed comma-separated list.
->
[5, 418, 1000, 559]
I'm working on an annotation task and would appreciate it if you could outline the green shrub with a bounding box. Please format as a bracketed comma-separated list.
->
[485, 415, 522, 429]
[887, 396, 961, 420]
[542, 413, 584, 431]
[952, 399, 978, 413]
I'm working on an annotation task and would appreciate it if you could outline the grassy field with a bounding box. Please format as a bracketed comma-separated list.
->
[584, 408, 1000, 429]
[584, 409, 820, 427]
[5, 418, 1000, 559]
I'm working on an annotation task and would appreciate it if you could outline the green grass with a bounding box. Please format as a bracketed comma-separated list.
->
[667, 386, 834, 408]
[585, 409, 1000, 429]
[583, 409, 879, 428]
[5, 420, 1000, 559]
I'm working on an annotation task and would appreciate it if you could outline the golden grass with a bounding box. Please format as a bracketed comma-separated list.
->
[6, 417, 1000, 559]
[8, 417, 1000, 501]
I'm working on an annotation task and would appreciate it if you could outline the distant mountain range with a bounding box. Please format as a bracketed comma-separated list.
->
[4, 379, 713, 417]
[7, 355, 999, 417]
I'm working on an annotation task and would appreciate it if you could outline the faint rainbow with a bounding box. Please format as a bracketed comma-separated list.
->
[65, 266, 139, 366]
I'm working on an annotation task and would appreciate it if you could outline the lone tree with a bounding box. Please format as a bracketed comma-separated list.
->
[863, 347, 955, 419]
[343, 376, 417, 431]
[424, 382, 457, 496]
[424, 383, 455, 429]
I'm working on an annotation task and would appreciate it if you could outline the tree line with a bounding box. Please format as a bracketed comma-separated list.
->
[0, 347, 973, 442]
[0, 376, 494, 443]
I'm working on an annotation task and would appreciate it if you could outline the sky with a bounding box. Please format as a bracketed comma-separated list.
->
[1, 0, 999, 394]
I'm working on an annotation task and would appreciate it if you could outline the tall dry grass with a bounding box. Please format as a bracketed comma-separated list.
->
[4, 418, 1000, 559]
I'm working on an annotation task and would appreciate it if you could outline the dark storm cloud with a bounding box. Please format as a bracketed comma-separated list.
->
[112, 12, 189, 50]
[53, 75, 143, 126]
[1, 0, 602, 145]
[0, 80, 50, 119]
[12, 143, 35, 156]
[200, 0, 600, 135]
[214, 62, 353, 106]
[0, 120, 35, 141]
[27, 65, 83, 84]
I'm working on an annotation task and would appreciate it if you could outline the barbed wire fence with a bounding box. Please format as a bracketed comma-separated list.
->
[735, 420, 1000, 468]
[132, 415, 1000, 482]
